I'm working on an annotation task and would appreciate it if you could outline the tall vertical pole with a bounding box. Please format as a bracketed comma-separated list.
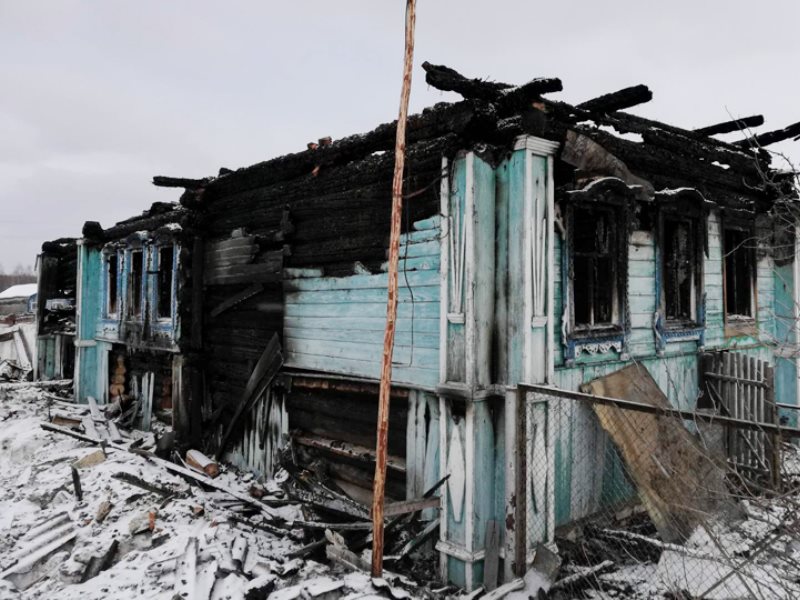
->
[371, 0, 417, 577]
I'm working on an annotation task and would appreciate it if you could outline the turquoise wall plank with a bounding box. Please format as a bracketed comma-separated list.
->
[285, 268, 439, 291]
[284, 216, 441, 386]
[284, 326, 439, 349]
[285, 285, 439, 305]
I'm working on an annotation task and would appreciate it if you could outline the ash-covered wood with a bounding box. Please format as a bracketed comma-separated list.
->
[421, 61, 513, 100]
[694, 115, 764, 136]
[577, 85, 652, 113]
[736, 120, 800, 148]
[152, 176, 209, 189]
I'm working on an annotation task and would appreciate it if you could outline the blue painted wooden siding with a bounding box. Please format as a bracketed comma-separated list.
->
[283, 217, 440, 388]
[76, 245, 103, 402]
[554, 209, 778, 368]
[550, 207, 782, 526]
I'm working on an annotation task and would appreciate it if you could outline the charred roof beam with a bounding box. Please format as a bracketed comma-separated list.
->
[576, 85, 652, 114]
[694, 115, 764, 136]
[736, 120, 800, 149]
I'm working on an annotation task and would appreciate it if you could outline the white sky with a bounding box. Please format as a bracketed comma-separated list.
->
[1, 1, 798, 269]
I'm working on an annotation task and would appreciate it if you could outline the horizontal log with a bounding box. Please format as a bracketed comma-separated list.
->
[736, 120, 800, 148]
[421, 61, 513, 101]
[383, 496, 440, 516]
[152, 176, 209, 189]
[694, 115, 764, 136]
[205, 106, 487, 196]
[577, 84, 652, 113]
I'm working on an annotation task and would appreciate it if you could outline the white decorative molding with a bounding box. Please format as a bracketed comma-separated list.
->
[435, 540, 486, 563]
[514, 135, 561, 156]
[447, 422, 466, 523]
[531, 316, 548, 328]
[575, 339, 624, 356]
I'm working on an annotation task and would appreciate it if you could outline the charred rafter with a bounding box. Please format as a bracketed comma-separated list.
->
[577, 85, 652, 114]
[152, 176, 210, 189]
[421, 61, 512, 101]
[736, 121, 800, 149]
[421, 61, 562, 112]
[694, 116, 764, 136]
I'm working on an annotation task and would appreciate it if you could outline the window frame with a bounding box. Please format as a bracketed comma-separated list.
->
[657, 205, 705, 330]
[104, 249, 121, 319]
[722, 219, 757, 336]
[154, 243, 177, 322]
[127, 248, 145, 320]
[565, 199, 629, 339]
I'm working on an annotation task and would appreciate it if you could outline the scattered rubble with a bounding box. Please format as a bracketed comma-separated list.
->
[0, 384, 444, 599]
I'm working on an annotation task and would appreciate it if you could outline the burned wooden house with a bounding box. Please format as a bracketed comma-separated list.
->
[35, 237, 78, 381]
[72, 202, 187, 430]
[68, 63, 800, 589]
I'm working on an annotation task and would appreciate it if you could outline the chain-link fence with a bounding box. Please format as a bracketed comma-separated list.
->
[518, 378, 800, 599]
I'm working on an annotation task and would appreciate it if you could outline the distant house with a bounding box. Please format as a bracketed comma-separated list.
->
[0, 283, 38, 316]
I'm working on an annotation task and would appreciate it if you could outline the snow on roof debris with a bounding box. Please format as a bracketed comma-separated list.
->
[596, 124, 644, 143]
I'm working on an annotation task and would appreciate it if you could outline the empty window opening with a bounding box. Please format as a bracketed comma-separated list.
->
[157, 246, 174, 319]
[107, 253, 118, 316]
[129, 250, 143, 317]
[663, 218, 696, 322]
[724, 228, 754, 319]
[572, 206, 617, 329]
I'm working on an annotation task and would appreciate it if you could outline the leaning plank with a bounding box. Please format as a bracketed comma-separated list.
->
[583, 364, 735, 543]
[392, 518, 439, 560]
[87, 396, 102, 421]
[383, 497, 440, 516]
[209, 284, 264, 318]
[216, 333, 283, 460]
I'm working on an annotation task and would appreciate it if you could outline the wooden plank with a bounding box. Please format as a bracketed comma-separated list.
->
[209, 284, 264, 318]
[284, 301, 439, 319]
[283, 352, 439, 388]
[284, 315, 439, 333]
[483, 520, 500, 591]
[284, 268, 439, 292]
[284, 326, 438, 349]
[580, 365, 738, 542]
[285, 285, 439, 304]
[87, 396, 102, 421]
[383, 496, 440, 516]
[285, 337, 437, 366]
[216, 334, 283, 459]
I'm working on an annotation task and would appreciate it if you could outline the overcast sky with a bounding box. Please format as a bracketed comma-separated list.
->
[1, 1, 798, 271]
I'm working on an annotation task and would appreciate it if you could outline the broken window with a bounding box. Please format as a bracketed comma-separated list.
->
[157, 245, 174, 319]
[129, 250, 143, 318]
[724, 227, 755, 319]
[661, 216, 699, 322]
[106, 252, 119, 316]
[571, 205, 618, 329]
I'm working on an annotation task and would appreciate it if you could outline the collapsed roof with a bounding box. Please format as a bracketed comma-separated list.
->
[151, 61, 799, 217]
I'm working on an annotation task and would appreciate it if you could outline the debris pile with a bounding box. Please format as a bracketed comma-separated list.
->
[0, 384, 445, 599]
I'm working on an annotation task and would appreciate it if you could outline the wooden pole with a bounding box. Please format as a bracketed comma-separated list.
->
[371, 0, 416, 577]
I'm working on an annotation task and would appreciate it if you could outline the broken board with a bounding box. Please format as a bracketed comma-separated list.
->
[583, 363, 734, 543]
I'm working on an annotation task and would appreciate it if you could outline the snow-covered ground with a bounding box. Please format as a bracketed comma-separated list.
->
[0, 385, 429, 600]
